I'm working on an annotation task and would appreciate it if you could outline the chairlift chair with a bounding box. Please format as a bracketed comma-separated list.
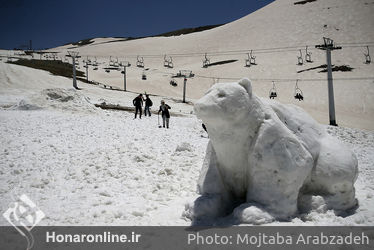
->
[364, 46, 371, 64]
[164, 55, 173, 68]
[250, 50, 256, 65]
[109, 56, 115, 67]
[170, 79, 177, 87]
[245, 53, 251, 67]
[297, 50, 303, 65]
[168, 57, 173, 68]
[269, 81, 277, 99]
[203, 53, 210, 68]
[164, 55, 168, 67]
[137, 56, 145, 68]
[105, 69, 110, 73]
[93, 57, 98, 66]
[305, 46, 312, 63]
[113, 57, 119, 67]
[294, 80, 304, 101]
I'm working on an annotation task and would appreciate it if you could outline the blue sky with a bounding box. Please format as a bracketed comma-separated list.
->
[0, 0, 274, 50]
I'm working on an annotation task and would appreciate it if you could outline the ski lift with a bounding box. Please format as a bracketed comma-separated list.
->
[109, 56, 114, 66]
[93, 57, 98, 66]
[137, 56, 144, 68]
[250, 50, 256, 65]
[305, 46, 312, 63]
[245, 53, 251, 67]
[114, 57, 119, 67]
[297, 50, 303, 65]
[170, 79, 177, 87]
[105, 69, 110, 73]
[364, 46, 371, 64]
[269, 81, 277, 99]
[294, 80, 304, 101]
[244, 50, 256, 67]
[142, 71, 147, 80]
[202, 53, 210, 68]
[164, 55, 173, 68]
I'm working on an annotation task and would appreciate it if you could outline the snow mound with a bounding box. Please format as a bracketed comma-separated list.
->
[12, 88, 97, 113]
[298, 195, 328, 214]
[175, 142, 193, 152]
[10, 99, 42, 110]
[186, 78, 358, 225]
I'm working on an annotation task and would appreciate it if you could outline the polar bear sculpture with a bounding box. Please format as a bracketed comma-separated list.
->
[186, 78, 358, 224]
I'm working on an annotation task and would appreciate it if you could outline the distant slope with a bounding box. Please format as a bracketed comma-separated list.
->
[47, 0, 374, 130]
[58, 24, 223, 50]
[154, 24, 224, 37]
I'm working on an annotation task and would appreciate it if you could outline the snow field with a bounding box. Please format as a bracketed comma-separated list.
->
[0, 50, 373, 226]
[0, 107, 207, 225]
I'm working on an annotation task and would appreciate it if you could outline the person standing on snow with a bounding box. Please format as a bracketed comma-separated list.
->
[158, 100, 171, 128]
[144, 94, 153, 117]
[133, 94, 144, 119]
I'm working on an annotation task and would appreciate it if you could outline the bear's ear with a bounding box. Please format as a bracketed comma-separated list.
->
[238, 78, 252, 97]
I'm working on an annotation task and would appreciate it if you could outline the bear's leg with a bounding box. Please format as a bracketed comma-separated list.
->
[310, 136, 358, 213]
[247, 123, 314, 219]
[184, 142, 232, 223]
[184, 193, 232, 225]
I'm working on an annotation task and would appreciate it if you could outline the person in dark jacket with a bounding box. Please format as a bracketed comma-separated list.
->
[144, 94, 153, 117]
[158, 100, 171, 128]
[133, 94, 144, 119]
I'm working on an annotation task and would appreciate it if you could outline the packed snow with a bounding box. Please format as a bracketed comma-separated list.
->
[0, 0, 373, 227]
[0, 62, 373, 226]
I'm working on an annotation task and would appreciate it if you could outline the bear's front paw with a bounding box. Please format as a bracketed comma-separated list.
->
[183, 194, 227, 223]
[233, 203, 275, 225]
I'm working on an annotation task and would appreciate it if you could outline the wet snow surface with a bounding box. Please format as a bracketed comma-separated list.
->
[0, 100, 373, 226]
[0, 108, 206, 225]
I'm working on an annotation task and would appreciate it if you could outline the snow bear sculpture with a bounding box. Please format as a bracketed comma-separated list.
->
[186, 78, 358, 224]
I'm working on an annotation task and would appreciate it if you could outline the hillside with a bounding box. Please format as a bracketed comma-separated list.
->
[1, 61, 374, 226]
[45, 0, 374, 129]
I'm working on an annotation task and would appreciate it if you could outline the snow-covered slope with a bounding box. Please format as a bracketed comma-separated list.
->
[46, 0, 374, 130]
[52, 37, 128, 51]
[0, 61, 373, 226]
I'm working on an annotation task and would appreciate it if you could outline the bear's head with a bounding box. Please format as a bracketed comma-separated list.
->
[194, 78, 255, 130]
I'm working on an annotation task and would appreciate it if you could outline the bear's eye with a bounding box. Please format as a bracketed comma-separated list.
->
[217, 92, 226, 98]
